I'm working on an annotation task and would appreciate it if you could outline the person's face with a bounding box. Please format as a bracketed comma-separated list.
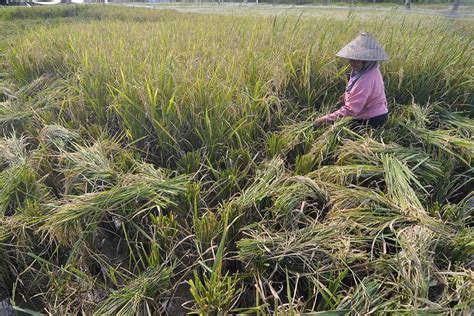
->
[349, 59, 364, 72]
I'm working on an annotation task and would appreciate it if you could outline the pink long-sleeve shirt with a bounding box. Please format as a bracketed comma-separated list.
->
[320, 65, 388, 122]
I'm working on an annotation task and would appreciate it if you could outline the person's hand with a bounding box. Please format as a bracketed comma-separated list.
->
[314, 117, 326, 127]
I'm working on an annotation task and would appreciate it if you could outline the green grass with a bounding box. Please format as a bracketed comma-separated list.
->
[0, 5, 473, 315]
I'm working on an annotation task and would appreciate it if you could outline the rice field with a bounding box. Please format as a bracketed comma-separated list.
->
[0, 5, 473, 315]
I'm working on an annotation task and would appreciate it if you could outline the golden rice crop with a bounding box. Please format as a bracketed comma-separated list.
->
[0, 5, 473, 315]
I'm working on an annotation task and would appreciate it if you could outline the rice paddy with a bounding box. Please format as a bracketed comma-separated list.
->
[0, 4, 473, 315]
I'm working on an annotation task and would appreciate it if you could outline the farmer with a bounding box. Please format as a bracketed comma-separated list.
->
[315, 32, 389, 128]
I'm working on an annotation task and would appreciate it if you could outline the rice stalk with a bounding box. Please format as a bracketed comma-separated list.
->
[0, 100, 33, 134]
[238, 221, 366, 275]
[314, 164, 384, 186]
[404, 125, 473, 165]
[432, 104, 474, 134]
[39, 125, 79, 153]
[336, 138, 444, 186]
[382, 154, 426, 217]
[308, 119, 355, 166]
[41, 164, 191, 245]
[337, 277, 385, 314]
[0, 136, 47, 217]
[59, 141, 121, 194]
[93, 264, 174, 316]
[231, 158, 286, 211]
[0, 134, 28, 170]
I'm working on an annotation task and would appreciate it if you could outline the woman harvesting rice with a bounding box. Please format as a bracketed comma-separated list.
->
[315, 32, 389, 128]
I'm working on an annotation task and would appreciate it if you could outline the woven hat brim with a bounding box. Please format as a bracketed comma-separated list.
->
[336, 32, 389, 61]
[336, 47, 389, 61]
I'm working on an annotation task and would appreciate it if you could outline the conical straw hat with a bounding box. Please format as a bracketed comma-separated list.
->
[336, 32, 389, 61]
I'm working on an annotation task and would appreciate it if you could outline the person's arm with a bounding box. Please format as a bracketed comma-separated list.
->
[316, 79, 372, 124]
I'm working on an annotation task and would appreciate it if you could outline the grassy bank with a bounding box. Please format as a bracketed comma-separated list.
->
[0, 5, 473, 315]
